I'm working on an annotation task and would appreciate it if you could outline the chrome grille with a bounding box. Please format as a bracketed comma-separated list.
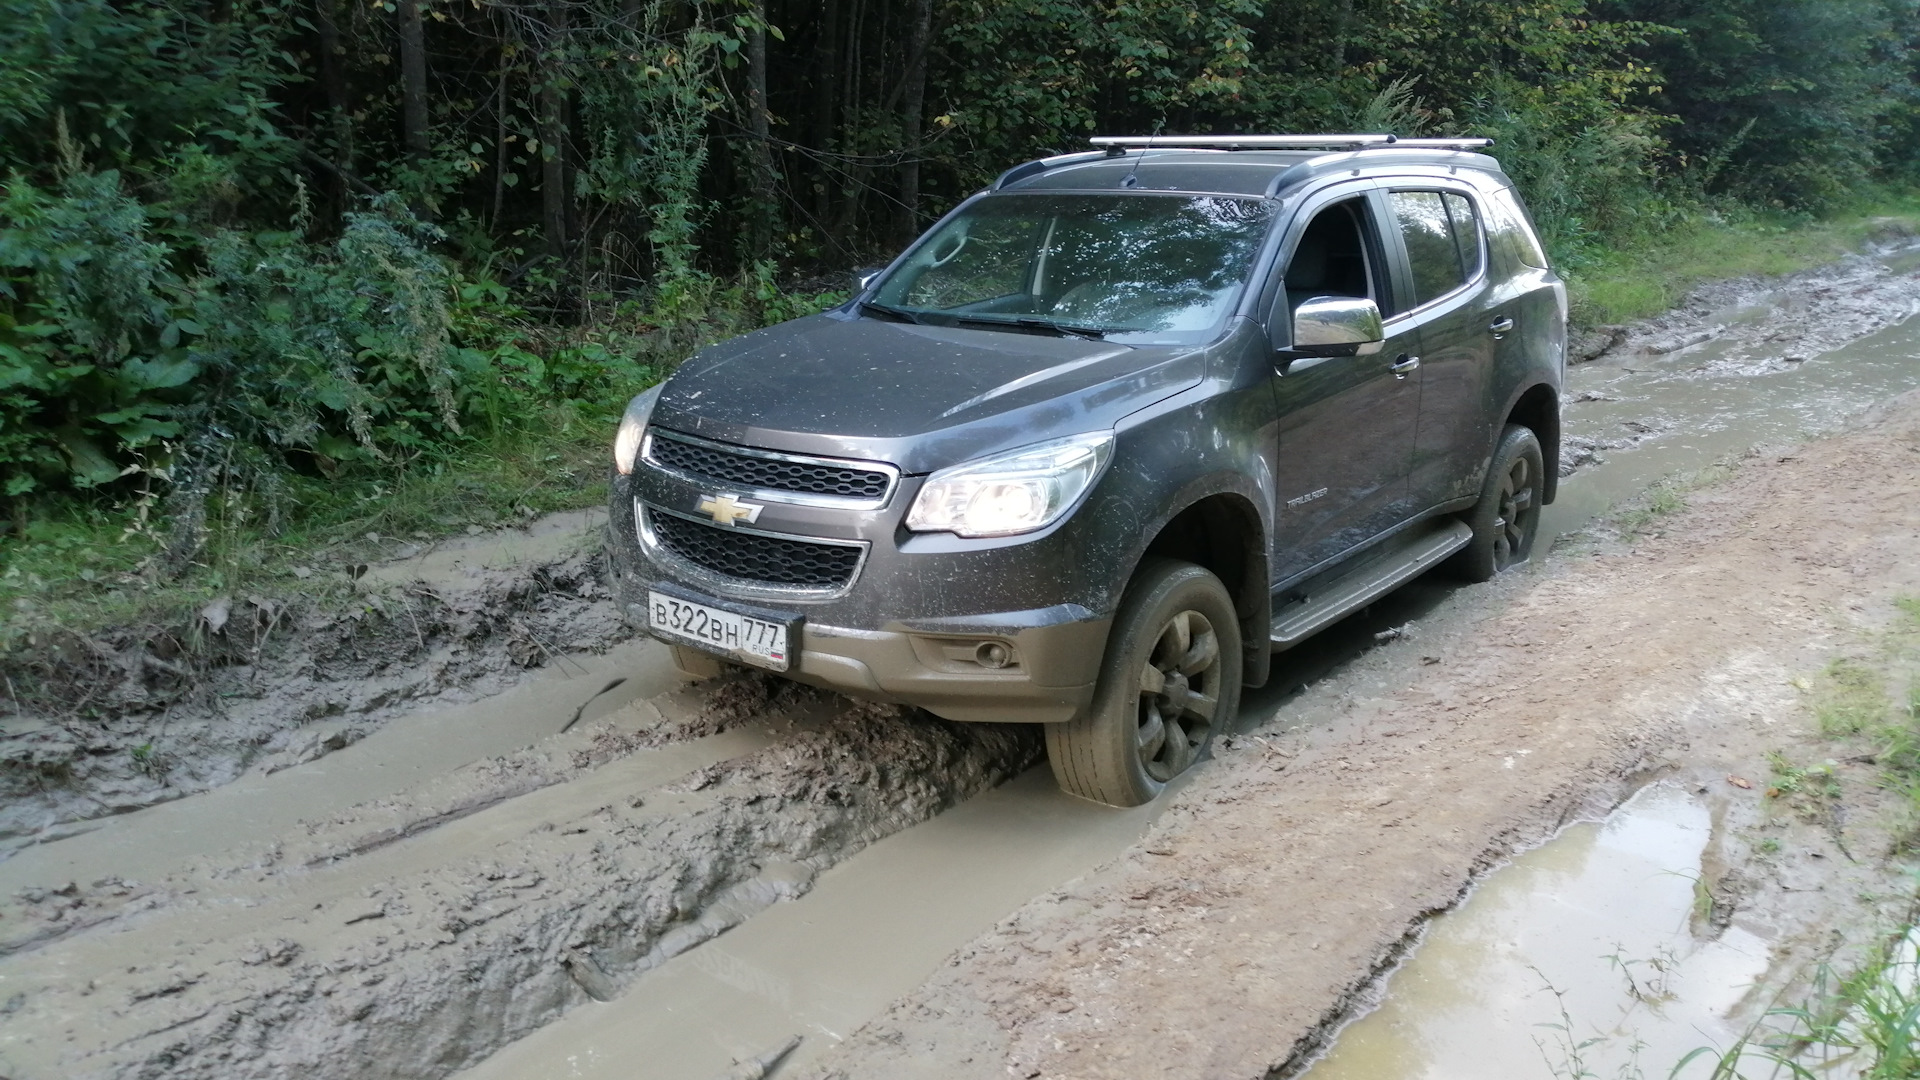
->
[645, 431, 894, 504]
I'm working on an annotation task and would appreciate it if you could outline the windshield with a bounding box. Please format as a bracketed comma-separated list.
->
[869, 192, 1274, 345]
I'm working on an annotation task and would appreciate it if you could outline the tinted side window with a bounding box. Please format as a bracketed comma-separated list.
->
[1390, 191, 1469, 306]
[1486, 186, 1549, 269]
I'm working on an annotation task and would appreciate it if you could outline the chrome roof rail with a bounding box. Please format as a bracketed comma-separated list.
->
[1090, 134, 1494, 153]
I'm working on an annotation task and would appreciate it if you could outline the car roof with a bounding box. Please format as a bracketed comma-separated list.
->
[993, 148, 1511, 199]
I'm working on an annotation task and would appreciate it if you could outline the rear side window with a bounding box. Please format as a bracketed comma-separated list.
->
[1486, 186, 1550, 269]
[1389, 190, 1482, 307]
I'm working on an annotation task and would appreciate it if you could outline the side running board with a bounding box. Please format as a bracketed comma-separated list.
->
[1269, 519, 1472, 650]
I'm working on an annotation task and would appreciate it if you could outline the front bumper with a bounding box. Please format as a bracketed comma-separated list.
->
[621, 593, 1107, 723]
[608, 463, 1115, 724]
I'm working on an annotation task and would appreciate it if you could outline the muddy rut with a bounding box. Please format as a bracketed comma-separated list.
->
[0, 674, 1037, 1078]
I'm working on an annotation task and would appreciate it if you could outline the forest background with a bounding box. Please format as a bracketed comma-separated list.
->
[3, 0, 1919, 617]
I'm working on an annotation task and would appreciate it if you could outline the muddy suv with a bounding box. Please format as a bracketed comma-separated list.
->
[608, 133, 1566, 807]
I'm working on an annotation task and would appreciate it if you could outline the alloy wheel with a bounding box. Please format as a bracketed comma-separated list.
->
[1492, 454, 1538, 571]
[1135, 609, 1222, 782]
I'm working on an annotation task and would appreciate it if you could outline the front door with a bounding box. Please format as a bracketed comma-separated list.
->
[1266, 188, 1423, 584]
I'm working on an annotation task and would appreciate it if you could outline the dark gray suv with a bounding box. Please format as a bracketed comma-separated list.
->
[608, 134, 1566, 807]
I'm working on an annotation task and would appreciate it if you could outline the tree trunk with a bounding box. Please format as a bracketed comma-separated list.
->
[396, 0, 431, 159]
[491, 62, 508, 228]
[313, 0, 353, 214]
[895, 0, 932, 247]
[538, 79, 568, 258]
[1331, 0, 1355, 72]
[538, 7, 570, 258]
[745, 0, 778, 257]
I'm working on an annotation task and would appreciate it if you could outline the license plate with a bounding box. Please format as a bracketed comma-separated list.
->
[647, 590, 793, 671]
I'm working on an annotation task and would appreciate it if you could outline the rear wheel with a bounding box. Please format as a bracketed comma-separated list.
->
[1046, 559, 1242, 807]
[1447, 424, 1545, 582]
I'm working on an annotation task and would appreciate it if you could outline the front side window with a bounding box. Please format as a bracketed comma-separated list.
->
[1390, 190, 1482, 308]
[870, 193, 1275, 345]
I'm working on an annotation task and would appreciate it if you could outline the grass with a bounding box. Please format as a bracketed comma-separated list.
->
[1695, 597, 1920, 1078]
[1567, 192, 1920, 328]
[1678, 921, 1920, 1080]
[1815, 659, 1895, 738]
[1, 402, 614, 644]
[1603, 463, 1736, 541]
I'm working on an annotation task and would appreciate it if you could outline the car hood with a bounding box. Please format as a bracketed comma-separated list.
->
[649, 312, 1211, 473]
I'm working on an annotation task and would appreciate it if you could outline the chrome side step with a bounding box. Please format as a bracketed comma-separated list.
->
[1268, 519, 1472, 650]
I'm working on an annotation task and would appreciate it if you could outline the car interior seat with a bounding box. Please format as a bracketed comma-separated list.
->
[1286, 202, 1372, 311]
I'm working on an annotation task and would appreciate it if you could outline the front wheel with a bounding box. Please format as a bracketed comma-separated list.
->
[1046, 559, 1243, 807]
[1447, 424, 1545, 583]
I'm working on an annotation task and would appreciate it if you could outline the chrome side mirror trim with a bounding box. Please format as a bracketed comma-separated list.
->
[1291, 295, 1386, 356]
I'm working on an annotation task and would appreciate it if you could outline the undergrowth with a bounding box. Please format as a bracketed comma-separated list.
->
[1, 269, 848, 652]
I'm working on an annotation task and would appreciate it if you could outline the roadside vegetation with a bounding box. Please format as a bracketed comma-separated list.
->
[1680, 597, 1920, 1079]
[5, 0, 1920, 664]
[1571, 194, 1920, 327]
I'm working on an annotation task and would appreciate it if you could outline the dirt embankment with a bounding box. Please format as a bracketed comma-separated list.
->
[795, 391, 1920, 1080]
[0, 510, 630, 850]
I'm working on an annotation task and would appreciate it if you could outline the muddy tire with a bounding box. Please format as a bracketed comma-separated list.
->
[1447, 423, 1545, 583]
[1046, 559, 1242, 807]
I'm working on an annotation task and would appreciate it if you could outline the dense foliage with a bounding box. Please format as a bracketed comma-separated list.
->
[2, 0, 1918, 558]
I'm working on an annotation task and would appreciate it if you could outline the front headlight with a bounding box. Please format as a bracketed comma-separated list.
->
[906, 432, 1114, 538]
[613, 385, 663, 474]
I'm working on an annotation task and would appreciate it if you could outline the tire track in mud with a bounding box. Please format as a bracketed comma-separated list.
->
[1, 511, 629, 851]
[0, 673, 1040, 1080]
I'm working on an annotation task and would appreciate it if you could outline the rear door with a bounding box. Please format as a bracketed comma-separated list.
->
[1264, 184, 1424, 584]
[1380, 184, 1505, 509]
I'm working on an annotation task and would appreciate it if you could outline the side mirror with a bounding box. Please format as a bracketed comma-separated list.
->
[854, 266, 886, 291]
[1286, 296, 1386, 359]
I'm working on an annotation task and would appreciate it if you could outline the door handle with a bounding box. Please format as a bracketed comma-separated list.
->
[1390, 354, 1421, 379]
[1489, 316, 1515, 338]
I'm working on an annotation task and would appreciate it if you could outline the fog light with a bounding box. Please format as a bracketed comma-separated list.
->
[975, 641, 1014, 669]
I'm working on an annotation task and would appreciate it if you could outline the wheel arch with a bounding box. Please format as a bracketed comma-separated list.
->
[1503, 382, 1561, 505]
[1139, 491, 1271, 689]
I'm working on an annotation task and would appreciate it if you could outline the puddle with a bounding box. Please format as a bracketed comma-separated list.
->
[1544, 303, 1920, 539]
[1301, 784, 1770, 1080]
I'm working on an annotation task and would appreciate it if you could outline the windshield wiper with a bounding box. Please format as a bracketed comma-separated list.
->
[950, 315, 1109, 340]
[861, 300, 925, 324]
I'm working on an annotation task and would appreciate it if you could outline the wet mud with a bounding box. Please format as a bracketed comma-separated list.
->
[0, 510, 627, 851]
[0, 675, 1038, 1079]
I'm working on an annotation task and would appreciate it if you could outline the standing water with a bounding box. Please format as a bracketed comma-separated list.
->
[1301, 785, 1771, 1080]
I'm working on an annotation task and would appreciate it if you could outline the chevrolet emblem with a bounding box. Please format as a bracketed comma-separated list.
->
[697, 493, 763, 527]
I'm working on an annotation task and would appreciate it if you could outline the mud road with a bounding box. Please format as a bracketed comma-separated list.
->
[2, 244, 1919, 1079]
